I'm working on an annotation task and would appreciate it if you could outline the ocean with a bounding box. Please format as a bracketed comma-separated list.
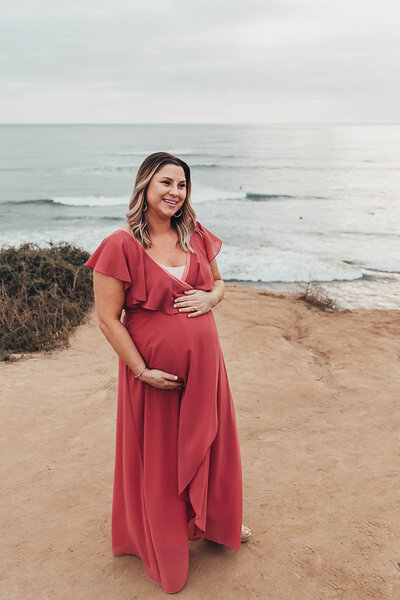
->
[0, 123, 399, 310]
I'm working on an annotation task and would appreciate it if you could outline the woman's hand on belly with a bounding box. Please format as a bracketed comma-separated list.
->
[140, 368, 185, 391]
[173, 289, 217, 318]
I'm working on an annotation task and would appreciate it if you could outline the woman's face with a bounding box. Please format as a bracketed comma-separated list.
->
[146, 164, 187, 219]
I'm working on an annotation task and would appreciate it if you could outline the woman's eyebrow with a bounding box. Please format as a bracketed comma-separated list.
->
[160, 176, 186, 183]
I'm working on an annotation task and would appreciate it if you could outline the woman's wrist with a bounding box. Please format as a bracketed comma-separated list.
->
[208, 290, 219, 307]
[209, 281, 224, 307]
[134, 365, 148, 379]
[139, 367, 152, 382]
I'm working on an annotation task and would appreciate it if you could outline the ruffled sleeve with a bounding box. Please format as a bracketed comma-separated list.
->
[195, 221, 222, 262]
[85, 232, 132, 291]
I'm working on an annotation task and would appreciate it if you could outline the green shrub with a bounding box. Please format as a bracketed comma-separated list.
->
[0, 242, 93, 360]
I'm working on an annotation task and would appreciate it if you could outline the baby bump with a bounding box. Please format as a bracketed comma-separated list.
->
[124, 309, 221, 376]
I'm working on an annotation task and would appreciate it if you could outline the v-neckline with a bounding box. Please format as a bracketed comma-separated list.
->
[117, 229, 192, 284]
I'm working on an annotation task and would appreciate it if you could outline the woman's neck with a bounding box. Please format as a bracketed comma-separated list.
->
[146, 212, 173, 237]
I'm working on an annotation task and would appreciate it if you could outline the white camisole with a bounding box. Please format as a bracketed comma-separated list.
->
[155, 262, 186, 280]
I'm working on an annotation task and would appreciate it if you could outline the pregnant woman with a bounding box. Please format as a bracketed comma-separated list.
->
[85, 152, 251, 594]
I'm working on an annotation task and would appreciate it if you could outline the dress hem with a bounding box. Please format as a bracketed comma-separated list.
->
[112, 548, 188, 594]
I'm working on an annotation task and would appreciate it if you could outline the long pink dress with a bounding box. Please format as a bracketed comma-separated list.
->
[85, 221, 243, 594]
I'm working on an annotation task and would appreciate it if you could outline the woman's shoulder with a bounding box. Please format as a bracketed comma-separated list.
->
[85, 227, 140, 268]
[192, 221, 222, 262]
[108, 226, 132, 241]
[99, 227, 137, 250]
[115, 224, 131, 235]
[193, 220, 215, 239]
[193, 220, 220, 238]
[85, 228, 134, 286]
[193, 220, 205, 233]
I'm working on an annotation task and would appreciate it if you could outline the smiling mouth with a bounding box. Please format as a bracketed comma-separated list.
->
[163, 198, 178, 206]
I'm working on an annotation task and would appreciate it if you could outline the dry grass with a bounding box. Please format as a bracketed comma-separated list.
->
[295, 281, 339, 312]
[0, 242, 93, 360]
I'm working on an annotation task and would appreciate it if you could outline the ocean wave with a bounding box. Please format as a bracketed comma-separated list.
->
[53, 215, 123, 222]
[75, 163, 219, 172]
[0, 167, 45, 172]
[192, 189, 246, 203]
[110, 151, 158, 157]
[182, 153, 239, 159]
[1, 196, 128, 207]
[52, 196, 128, 207]
[191, 163, 218, 168]
[110, 149, 197, 157]
[361, 267, 400, 275]
[1, 191, 330, 208]
[64, 165, 138, 174]
[1, 198, 56, 206]
[245, 193, 329, 201]
[92, 165, 137, 172]
[247, 193, 295, 201]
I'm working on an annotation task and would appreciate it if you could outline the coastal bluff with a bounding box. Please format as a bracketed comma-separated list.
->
[1, 284, 399, 599]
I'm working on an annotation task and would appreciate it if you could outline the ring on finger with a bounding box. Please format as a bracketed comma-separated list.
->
[193, 305, 197, 310]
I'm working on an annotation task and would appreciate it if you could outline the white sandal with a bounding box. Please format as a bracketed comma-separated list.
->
[241, 524, 252, 543]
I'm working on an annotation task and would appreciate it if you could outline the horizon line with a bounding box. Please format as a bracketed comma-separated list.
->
[0, 121, 399, 126]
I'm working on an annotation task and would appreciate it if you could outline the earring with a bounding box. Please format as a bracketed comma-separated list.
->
[143, 201, 148, 212]
[173, 208, 182, 218]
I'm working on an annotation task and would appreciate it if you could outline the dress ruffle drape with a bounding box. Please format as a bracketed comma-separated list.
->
[85, 221, 243, 594]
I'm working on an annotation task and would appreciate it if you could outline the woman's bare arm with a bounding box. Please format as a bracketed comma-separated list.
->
[209, 257, 225, 306]
[92, 271, 182, 390]
[93, 271, 146, 373]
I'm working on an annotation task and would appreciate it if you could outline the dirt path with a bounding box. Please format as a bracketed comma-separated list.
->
[1, 285, 399, 599]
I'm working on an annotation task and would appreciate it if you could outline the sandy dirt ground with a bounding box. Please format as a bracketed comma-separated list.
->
[1, 284, 400, 599]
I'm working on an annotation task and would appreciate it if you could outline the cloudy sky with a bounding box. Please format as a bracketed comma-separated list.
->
[1, 0, 399, 123]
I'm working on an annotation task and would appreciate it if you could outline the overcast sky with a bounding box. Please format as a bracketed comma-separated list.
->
[1, 0, 399, 123]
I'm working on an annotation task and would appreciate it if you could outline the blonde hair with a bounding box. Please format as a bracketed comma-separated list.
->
[126, 152, 203, 251]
